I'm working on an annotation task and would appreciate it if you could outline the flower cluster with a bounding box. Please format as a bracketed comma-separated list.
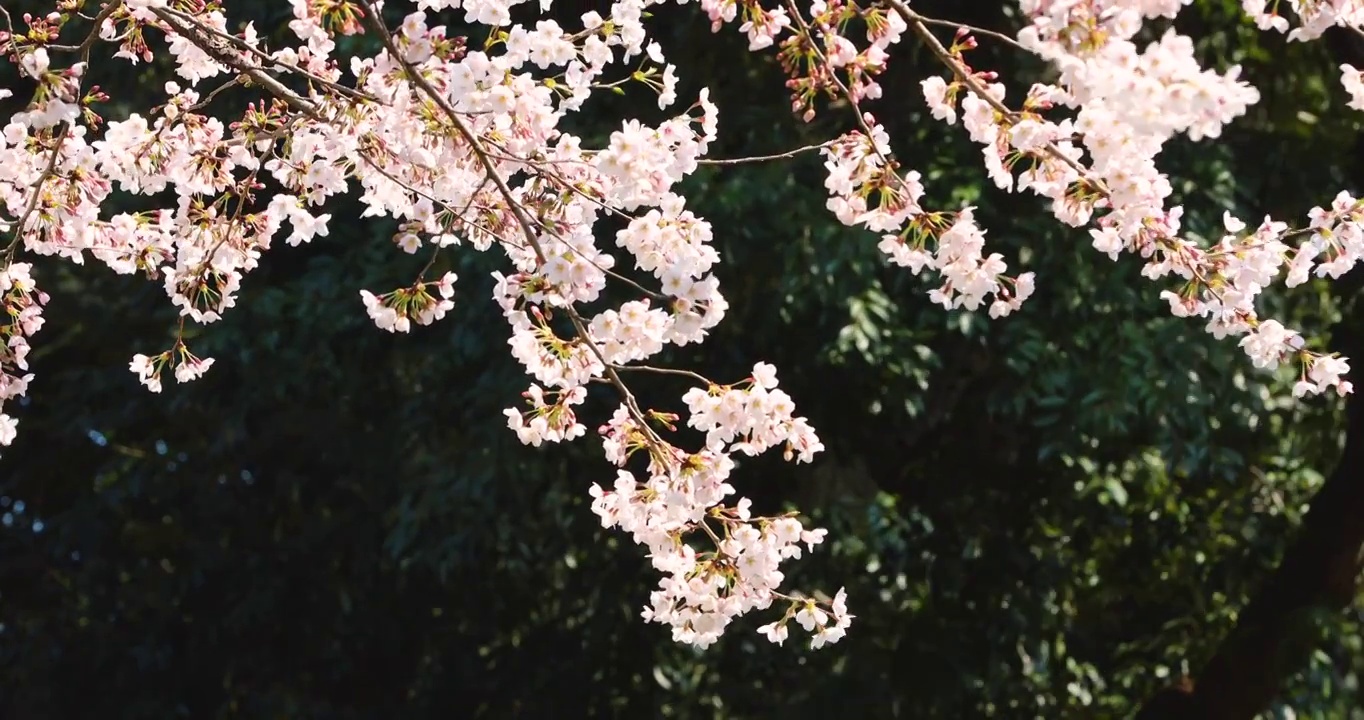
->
[819, 124, 1035, 315]
[590, 362, 841, 647]
[361, 272, 458, 332]
[129, 341, 215, 393]
[1342, 64, 1364, 112]
[1243, 0, 1364, 40]
[504, 384, 588, 446]
[681, 363, 824, 461]
[0, 264, 44, 446]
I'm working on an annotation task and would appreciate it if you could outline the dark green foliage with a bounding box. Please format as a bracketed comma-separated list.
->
[0, 1, 1361, 717]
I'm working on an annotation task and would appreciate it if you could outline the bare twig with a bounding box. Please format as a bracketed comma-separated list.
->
[912, 13, 1030, 53]
[698, 140, 836, 166]
[610, 363, 714, 386]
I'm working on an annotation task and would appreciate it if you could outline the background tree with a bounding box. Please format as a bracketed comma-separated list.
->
[1, 0, 1362, 717]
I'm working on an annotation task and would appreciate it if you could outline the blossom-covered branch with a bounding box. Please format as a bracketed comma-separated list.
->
[0, 0, 847, 650]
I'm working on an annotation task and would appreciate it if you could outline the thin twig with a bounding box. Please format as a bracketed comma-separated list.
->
[80, 0, 124, 62]
[698, 140, 836, 166]
[913, 13, 1030, 53]
[610, 363, 714, 386]
[3, 128, 69, 263]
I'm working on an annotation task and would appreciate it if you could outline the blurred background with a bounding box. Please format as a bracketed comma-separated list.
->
[1, 0, 1363, 717]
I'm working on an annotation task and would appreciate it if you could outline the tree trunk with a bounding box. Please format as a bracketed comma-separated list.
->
[1135, 307, 1364, 719]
